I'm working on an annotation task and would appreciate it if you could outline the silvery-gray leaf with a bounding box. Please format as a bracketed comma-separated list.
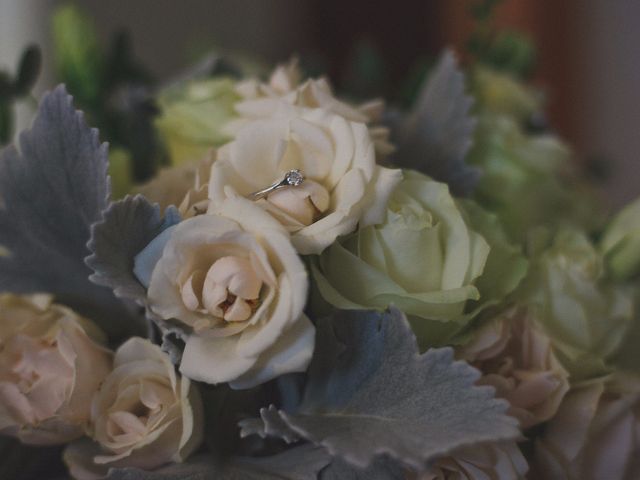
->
[391, 49, 480, 196]
[0, 85, 142, 339]
[86, 194, 179, 304]
[86, 194, 181, 346]
[320, 457, 405, 480]
[239, 405, 301, 444]
[107, 445, 330, 480]
[274, 308, 520, 469]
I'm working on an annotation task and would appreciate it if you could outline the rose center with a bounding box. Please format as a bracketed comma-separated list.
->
[0, 337, 59, 392]
[0, 335, 73, 423]
[180, 255, 262, 324]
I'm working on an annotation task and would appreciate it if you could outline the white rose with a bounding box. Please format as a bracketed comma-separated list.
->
[64, 338, 203, 480]
[134, 155, 213, 218]
[133, 197, 314, 388]
[232, 59, 394, 156]
[208, 107, 402, 254]
[0, 293, 112, 445]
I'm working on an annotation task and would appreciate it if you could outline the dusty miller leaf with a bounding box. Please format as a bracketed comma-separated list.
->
[106, 445, 330, 480]
[244, 308, 519, 470]
[0, 85, 141, 339]
[239, 405, 301, 444]
[86, 194, 180, 305]
[391, 49, 480, 196]
[319, 457, 405, 480]
[86, 194, 181, 348]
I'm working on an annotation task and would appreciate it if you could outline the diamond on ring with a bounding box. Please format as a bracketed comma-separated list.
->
[284, 169, 304, 187]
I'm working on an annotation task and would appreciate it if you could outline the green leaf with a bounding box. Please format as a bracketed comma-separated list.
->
[458, 199, 528, 317]
[0, 100, 12, 145]
[0, 85, 140, 340]
[106, 445, 331, 480]
[391, 50, 480, 196]
[483, 31, 536, 78]
[52, 4, 103, 107]
[13, 45, 42, 97]
[241, 308, 519, 470]
[469, 0, 503, 22]
[0, 72, 12, 98]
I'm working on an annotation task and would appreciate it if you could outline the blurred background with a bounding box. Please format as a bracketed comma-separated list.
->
[1, 0, 639, 207]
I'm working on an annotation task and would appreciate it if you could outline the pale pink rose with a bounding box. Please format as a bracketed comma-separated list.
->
[457, 308, 569, 429]
[0, 293, 112, 445]
[64, 338, 203, 480]
[533, 373, 640, 480]
[416, 442, 528, 480]
[230, 59, 395, 156]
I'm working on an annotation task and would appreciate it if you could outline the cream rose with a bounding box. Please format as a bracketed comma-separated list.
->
[64, 338, 203, 480]
[533, 373, 640, 480]
[0, 293, 112, 445]
[416, 442, 528, 480]
[231, 60, 394, 156]
[457, 307, 569, 429]
[134, 155, 213, 219]
[133, 197, 314, 388]
[208, 107, 402, 254]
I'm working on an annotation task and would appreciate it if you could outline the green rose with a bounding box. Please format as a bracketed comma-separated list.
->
[155, 77, 240, 166]
[311, 170, 528, 347]
[108, 147, 133, 200]
[520, 228, 633, 379]
[468, 112, 599, 241]
[600, 196, 640, 281]
[471, 66, 541, 122]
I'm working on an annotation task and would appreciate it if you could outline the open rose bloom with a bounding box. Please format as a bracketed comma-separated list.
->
[134, 197, 315, 388]
[0, 294, 112, 445]
[64, 338, 202, 479]
[457, 307, 570, 429]
[208, 105, 402, 255]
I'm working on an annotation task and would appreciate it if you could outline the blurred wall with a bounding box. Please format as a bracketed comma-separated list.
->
[80, 0, 311, 78]
[1, 0, 639, 206]
[577, 1, 640, 207]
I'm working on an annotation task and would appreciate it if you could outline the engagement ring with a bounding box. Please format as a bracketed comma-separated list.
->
[247, 169, 305, 201]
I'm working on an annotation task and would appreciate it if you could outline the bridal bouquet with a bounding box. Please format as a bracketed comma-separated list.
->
[1, 14, 640, 480]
